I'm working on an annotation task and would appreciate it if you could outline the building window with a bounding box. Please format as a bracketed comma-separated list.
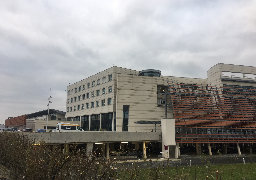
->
[67, 99, 69, 104]
[71, 89, 73, 94]
[74, 97, 77, 102]
[96, 90, 100, 96]
[70, 107, 72, 112]
[91, 102, 94, 108]
[92, 81, 95, 87]
[102, 88, 105, 94]
[96, 101, 99, 107]
[86, 103, 89, 109]
[83, 85, 85, 90]
[102, 76, 106, 83]
[87, 83, 90, 89]
[108, 74, 112, 81]
[90, 115, 100, 131]
[71, 98, 73, 103]
[97, 79, 100, 85]
[101, 99, 105, 106]
[78, 95, 81, 101]
[77, 105, 80, 110]
[74, 106, 76, 111]
[123, 105, 129, 131]
[68, 90, 70, 95]
[75, 88, 77, 93]
[82, 104, 84, 109]
[157, 99, 165, 105]
[82, 94, 85, 100]
[107, 98, 112, 105]
[91, 91, 94, 97]
[108, 86, 112, 93]
[79, 86, 81, 92]
[87, 93, 89, 99]
[67, 107, 69, 112]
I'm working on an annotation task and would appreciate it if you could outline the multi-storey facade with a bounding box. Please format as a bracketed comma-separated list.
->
[66, 63, 256, 156]
[66, 66, 206, 132]
[66, 67, 138, 131]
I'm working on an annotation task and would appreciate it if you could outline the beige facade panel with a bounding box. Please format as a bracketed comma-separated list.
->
[208, 63, 256, 87]
[116, 75, 173, 132]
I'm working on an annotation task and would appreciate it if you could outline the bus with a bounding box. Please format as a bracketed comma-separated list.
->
[54, 122, 84, 132]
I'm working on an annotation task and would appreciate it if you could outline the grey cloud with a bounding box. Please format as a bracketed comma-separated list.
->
[1, 0, 256, 123]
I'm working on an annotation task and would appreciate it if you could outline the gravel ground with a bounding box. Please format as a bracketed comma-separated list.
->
[0, 165, 10, 180]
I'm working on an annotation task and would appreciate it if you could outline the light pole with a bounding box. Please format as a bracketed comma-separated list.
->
[46, 96, 52, 132]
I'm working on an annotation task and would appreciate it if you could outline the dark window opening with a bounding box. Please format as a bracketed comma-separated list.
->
[91, 115, 100, 131]
[123, 105, 129, 131]
[81, 116, 89, 131]
[101, 113, 113, 131]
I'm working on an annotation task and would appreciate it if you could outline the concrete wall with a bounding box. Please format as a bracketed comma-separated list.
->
[24, 131, 161, 144]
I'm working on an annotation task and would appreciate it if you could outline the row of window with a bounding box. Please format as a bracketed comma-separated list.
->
[67, 74, 112, 95]
[67, 98, 112, 112]
[67, 86, 112, 103]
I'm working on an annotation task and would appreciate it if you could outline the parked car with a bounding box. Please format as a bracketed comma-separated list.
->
[35, 129, 46, 132]
[22, 128, 33, 132]
[125, 150, 143, 158]
[0, 128, 13, 132]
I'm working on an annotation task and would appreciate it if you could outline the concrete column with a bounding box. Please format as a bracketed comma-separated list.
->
[208, 143, 212, 155]
[237, 143, 241, 155]
[112, 112, 114, 131]
[143, 142, 147, 159]
[89, 115, 91, 130]
[175, 143, 179, 159]
[135, 142, 139, 150]
[100, 114, 102, 130]
[86, 143, 93, 156]
[223, 143, 228, 154]
[102, 144, 106, 157]
[105, 143, 109, 159]
[196, 143, 201, 155]
[250, 144, 253, 155]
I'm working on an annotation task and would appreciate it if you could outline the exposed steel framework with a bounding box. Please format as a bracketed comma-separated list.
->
[169, 83, 256, 144]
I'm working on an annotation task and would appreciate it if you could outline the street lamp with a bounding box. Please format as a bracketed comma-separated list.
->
[46, 96, 52, 132]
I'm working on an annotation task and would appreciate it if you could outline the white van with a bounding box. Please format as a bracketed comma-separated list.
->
[55, 122, 84, 132]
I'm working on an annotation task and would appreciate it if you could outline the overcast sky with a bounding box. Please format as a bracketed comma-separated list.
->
[1, 0, 256, 124]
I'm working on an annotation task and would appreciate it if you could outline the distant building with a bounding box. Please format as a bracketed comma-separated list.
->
[5, 109, 66, 131]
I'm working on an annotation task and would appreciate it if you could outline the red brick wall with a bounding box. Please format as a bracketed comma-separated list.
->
[5, 115, 27, 128]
